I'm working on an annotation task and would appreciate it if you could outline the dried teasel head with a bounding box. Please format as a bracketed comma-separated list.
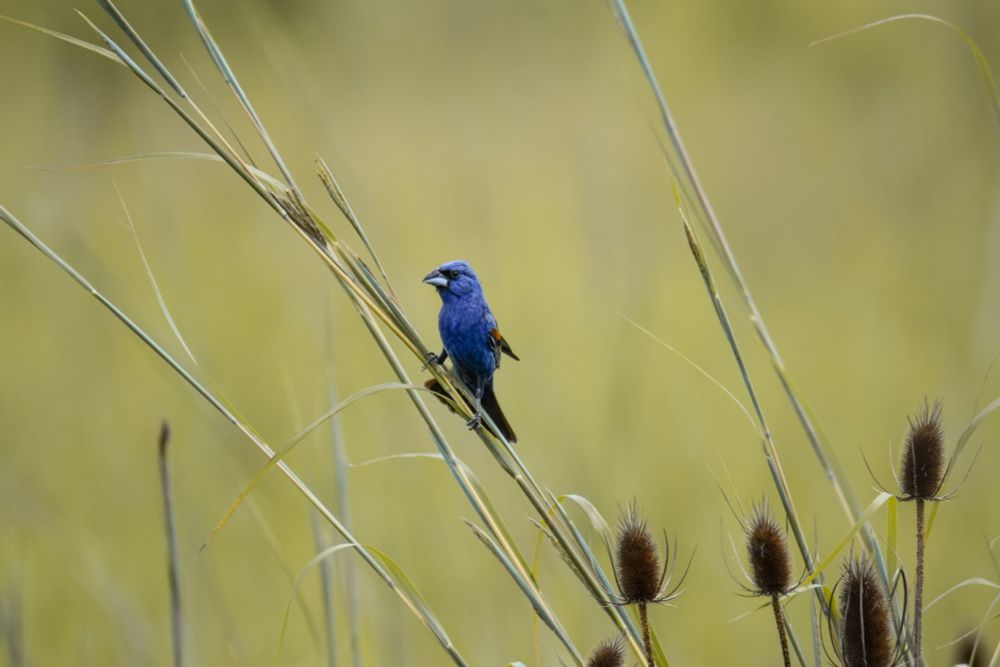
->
[614, 503, 664, 604]
[745, 501, 792, 596]
[898, 401, 947, 501]
[586, 636, 625, 667]
[838, 557, 895, 667]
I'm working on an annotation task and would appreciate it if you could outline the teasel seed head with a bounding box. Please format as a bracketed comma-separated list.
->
[745, 501, 792, 596]
[838, 556, 894, 667]
[898, 401, 947, 501]
[586, 636, 625, 667]
[614, 503, 663, 604]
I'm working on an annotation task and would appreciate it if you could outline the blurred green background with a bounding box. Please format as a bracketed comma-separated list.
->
[2, 0, 1000, 665]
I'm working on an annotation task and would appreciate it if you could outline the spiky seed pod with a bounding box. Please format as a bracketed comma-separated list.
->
[586, 637, 625, 667]
[615, 505, 662, 604]
[746, 503, 792, 596]
[898, 401, 946, 500]
[839, 557, 894, 667]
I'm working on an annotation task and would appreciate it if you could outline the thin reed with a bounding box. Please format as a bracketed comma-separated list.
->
[1, 0, 999, 665]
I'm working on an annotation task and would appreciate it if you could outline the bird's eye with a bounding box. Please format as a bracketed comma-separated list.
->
[445, 269, 459, 279]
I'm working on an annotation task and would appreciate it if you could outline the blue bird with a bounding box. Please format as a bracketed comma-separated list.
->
[423, 260, 519, 442]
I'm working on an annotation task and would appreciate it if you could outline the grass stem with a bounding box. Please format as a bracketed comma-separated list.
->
[325, 298, 361, 667]
[157, 422, 183, 667]
[310, 515, 338, 667]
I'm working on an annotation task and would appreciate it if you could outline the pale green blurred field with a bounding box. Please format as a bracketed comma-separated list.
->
[2, 0, 1000, 665]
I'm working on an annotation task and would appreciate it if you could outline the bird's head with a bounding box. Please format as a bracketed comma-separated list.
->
[423, 260, 481, 299]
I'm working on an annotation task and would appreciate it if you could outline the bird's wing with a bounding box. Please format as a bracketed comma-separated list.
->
[490, 327, 519, 362]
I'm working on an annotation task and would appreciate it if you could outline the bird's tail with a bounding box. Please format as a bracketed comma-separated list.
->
[424, 378, 517, 443]
[481, 382, 516, 444]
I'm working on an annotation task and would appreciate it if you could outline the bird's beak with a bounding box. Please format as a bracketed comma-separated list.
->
[422, 268, 449, 288]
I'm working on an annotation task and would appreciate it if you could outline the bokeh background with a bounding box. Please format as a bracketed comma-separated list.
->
[2, 0, 1000, 665]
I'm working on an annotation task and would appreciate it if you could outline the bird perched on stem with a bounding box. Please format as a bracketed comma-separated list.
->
[423, 260, 519, 442]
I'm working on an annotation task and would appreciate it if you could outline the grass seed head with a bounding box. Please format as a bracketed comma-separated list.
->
[899, 401, 946, 500]
[615, 503, 662, 604]
[839, 556, 894, 667]
[586, 636, 625, 667]
[745, 502, 792, 596]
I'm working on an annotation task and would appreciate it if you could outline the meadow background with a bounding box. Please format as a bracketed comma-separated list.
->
[1, 0, 999, 665]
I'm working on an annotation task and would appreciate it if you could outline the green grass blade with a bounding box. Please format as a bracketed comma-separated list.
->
[77, 22, 592, 650]
[308, 514, 338, 667]
[277, 543, 354, 665]
[114, 182, 199, 365]
[36, 152, 288, 191]
[681, 212, 822, 603]
[366, 545, 465, 662]
[75, 12, 290, 218]
[802, 492, 894, 586]
[343, 447, 537, 588]
[530, 530, 544, 667]
[619, 314, 757, 432]
[157, 423, 183, 667]
[317, 156, 394, 292]
[38, 4, 687, 659]
[0, 14, 119, 61]
[203, 382, 428, 549]
[954, 394, 1000, 462]
[97, 0, 187, 97]
[323, 303, 360, 667]
[0, 204, 468, 666]
[887, 495, 898, 578]
[811, 14, 1000, 128]
[552, 494, 646, 659]
[784, 614, 809, 667]
[607, 0, 887, 611]
[465, 521, 584, 665]
[179, 0, 302, 198]
[626, 606, 672, 667]
[558, 494, 614, 547]
[244, 498, 322, 651]
[925, 577, 1000, 610]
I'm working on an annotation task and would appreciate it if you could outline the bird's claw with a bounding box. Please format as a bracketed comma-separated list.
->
[420, 351, 438, 372]
[466, 414, 483, 431]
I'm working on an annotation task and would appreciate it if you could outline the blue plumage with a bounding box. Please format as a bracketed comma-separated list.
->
[423, 260, 518, 442]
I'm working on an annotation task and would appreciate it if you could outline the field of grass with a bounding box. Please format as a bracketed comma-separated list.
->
[2, 1, 1000, 665]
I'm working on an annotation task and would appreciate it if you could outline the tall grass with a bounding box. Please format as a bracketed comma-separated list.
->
[2, 1, 1000, 665]
[157, 422, 184, 667]
[1, 1, 663, 663]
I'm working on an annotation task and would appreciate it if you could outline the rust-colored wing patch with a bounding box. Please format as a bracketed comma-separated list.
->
[491, 328, 520, 361]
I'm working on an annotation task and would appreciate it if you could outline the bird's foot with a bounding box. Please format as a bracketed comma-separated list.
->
[466, 414, 483, 431]
[420, 351, 438, 372]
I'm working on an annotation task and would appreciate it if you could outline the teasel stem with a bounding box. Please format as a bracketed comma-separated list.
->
[914, 497, 925, 663]
[638, 602, 653, 667]
[770, 594, 791, 667]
